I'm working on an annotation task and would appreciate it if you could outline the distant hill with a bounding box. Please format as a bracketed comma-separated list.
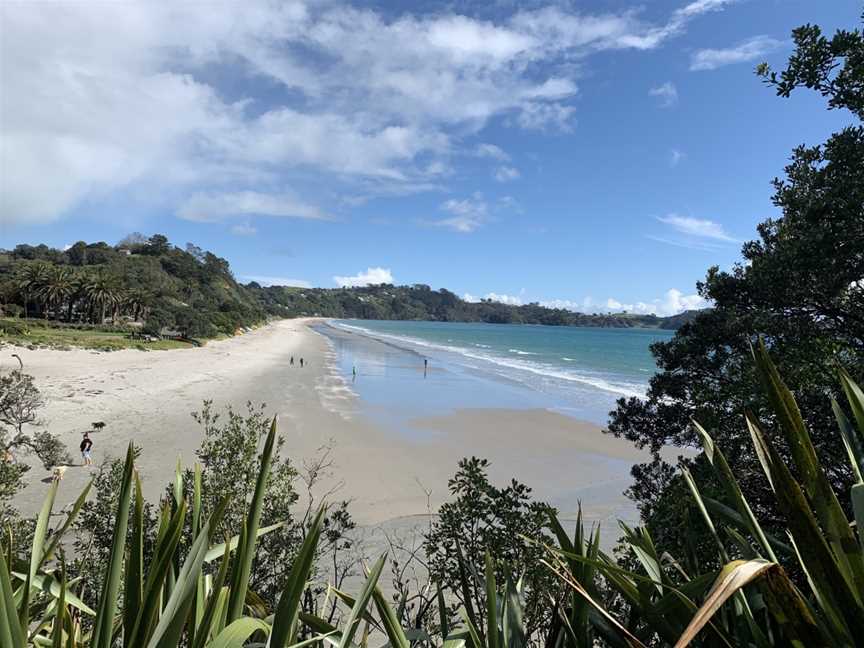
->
[0, 236, 700, 337]
[246, 283, 699, 330]
[0, 236, 265, 338]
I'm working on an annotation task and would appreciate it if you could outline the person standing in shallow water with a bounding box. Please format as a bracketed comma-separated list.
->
[80, 432, 93, 466]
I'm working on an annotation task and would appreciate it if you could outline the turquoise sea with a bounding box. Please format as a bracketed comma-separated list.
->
[316, 320, 673, 425]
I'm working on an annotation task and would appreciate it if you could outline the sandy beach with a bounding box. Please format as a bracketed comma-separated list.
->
[11, 318, 653, 536]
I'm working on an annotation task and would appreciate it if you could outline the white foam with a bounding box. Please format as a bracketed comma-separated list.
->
[328, 321, 647, 399]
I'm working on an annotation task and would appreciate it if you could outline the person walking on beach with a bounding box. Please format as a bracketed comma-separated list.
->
[352, 365, 356, 381]
[290, 356, 294, 366]
[80, 432, 93, 466]
[424, 357, 428, 377]
[300, 357, 304, 368]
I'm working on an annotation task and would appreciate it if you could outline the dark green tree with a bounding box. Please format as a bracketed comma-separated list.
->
[607, 15, 864, 555]
[424, 457, 558, 642]
[0, 361, 68, 521]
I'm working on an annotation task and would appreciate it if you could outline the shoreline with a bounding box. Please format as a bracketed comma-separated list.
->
[11, 317, 653, 535]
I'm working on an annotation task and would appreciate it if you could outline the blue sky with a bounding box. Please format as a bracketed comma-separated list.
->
[0, 0, 858, 315]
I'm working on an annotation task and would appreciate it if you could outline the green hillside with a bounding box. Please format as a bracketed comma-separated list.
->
[0, 235, 698, 346]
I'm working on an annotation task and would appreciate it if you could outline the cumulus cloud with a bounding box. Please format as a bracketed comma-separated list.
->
[230, 222, 257, 236]
[434, 194, 489, 232]
[2, 0, 740, 224]
[540, 298, 592, 311]
[463, 292, 524, 305]
[474, 144, 510, 161]
[333, 267, 394, 287]
[241, 275, 311, 288]
[494, 166, 521, 182]
[484, 293, 523, 305]
[601, 289, 708, 315]
[177, 191, 330, 222]
[541, 290, 710, 315]
[690, 35, 783, 71]
[656, 214, 736, 242]
[649, 81, 678, 107]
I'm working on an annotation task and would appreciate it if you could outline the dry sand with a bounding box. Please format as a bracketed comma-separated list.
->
[10, 318, 654, 537]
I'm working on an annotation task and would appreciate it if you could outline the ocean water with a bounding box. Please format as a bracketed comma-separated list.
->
[317, 319, 673, 425]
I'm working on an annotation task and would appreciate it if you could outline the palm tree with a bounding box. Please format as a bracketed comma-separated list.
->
[38, 266, 75, 320]
[122, 288, 152, 322]
[81, 271, 120, 324]
[66, 271, 88, 322]
[16, 262, 50, 319]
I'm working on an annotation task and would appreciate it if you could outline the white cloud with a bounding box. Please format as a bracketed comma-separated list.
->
[484, 292, 523, 306]
[231, 222, 257, 236]
[542, 290, 709, 315]
[242, 275, 311, 288]
[656, 214, 736, 242]
[515, 103, 576, 131]
[434, 194, 488, 232]
[333, 267, 394, 287]
[2, 0, 740, 224]
[669, 149, 685, 167]
[649, 81, 678, 107]
[475, 144, 510, 161]
[494, 166, 521, 182]
[690, 35, 783, 71]
[540, 298, 589, 311]
[661, 288, 708, 313]
[572, 288, 710, 317]
[674, 0, 738, 20]
[464, 291, 523, 305]
[178, 191, 329, 222]
[601, 289, 709, 315]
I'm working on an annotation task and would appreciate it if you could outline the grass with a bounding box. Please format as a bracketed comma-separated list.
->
[0, 318, 194, 351]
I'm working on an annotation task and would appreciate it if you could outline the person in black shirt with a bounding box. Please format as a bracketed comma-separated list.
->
[80, 432, 93, 466]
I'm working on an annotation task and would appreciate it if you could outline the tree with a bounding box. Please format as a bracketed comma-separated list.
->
[39, 265, 75, 320]
[117, 232, 148, 249]
[187, 400, 303, 604]
[69, 401, 356, 614]
[16, 262, 49, 318]
[121, 288, 151, 322]
[143, 234, 171, 256]
[607, 15, 864, 556]
[65, 241, 88, 266]
[424, 457, 559, 642]
[0, 359, 67, 519]
[81, 271, 120, 324]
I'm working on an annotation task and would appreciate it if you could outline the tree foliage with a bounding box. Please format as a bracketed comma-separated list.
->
[0, 360, 66, 520]
[69, 401, 356, 616]
[608, 14, 864, 559]
[1, 236, 696, 339]
[424, 457, 558, 641]
[249, 283, 694, 329]
[0, 234, 265, 337]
